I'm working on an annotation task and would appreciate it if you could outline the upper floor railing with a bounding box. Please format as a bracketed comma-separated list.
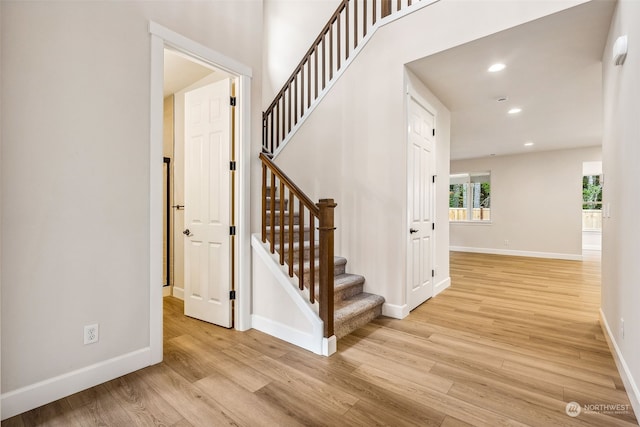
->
[262, 0, 423, 155]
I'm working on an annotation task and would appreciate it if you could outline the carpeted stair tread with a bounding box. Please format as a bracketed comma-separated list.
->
[294, 256, 347, 273]
[335, 292, 384, 318]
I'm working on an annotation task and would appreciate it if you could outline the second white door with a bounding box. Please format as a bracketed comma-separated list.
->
[407, 94, 435, 311]
[183, 78, 232, 327]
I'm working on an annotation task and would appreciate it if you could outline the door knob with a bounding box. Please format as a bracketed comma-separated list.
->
[410, 228, 419, 234]
[183, 229, 192, 237]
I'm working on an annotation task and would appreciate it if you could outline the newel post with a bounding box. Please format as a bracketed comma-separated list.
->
[317, 198, 337, 338]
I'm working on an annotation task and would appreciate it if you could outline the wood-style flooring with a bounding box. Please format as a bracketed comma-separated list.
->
[3, 251, 638, 426]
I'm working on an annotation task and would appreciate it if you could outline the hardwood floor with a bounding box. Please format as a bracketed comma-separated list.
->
[3, 251, 637, 426]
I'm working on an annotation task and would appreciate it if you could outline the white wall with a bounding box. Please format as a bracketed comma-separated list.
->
[269, 0, 588, 311]
[0, 0, 262, 416]
[450, 146, 601, 260]
[601, 0, 640, 416]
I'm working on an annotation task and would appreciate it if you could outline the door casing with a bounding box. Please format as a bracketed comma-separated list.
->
[149, 22, 252, 364]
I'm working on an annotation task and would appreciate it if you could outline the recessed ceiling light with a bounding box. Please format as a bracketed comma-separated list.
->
[524, 142, 534, 147]
[508, 107, 522, 114]
[488, 63, 506, 72]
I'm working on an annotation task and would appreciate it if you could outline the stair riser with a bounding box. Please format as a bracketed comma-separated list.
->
[266, 229, 312, 243]
[275, 246, 320, 262]
[265, 212, 301, 225]
[335, 304, 383, 339]
[294, 263, 347, 289]
[310, 282, 364, 303]
[335, 282, 364, 302]
[265, 198, 289, 210]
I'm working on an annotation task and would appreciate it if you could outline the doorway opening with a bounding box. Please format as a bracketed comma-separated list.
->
[582, 161, 603, 252]
[150, 22, 252, 364]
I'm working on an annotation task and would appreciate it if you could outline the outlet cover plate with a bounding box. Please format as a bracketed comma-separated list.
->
[84, 324, 99, 345]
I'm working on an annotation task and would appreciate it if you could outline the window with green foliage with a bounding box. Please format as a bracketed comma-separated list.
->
[582, 175, 602, 209]
[449, 172, 491, 222]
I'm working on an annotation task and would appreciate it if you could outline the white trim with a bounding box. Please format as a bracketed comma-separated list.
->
[149, 21, 253, 361]
[251, 315, 320, 354]
[582, 244, 602, 251]
[450, 246, 583, 261]
[235, 74, 252, 331]
[271, 0, 439, 159]
[162, 286, 172, 297]
[148, 22, 252, 77]
[172, 286, 184, 300]
[149, 33, 164, 365]
[322, 336, 337, 357]
[434, 277, 451, 296]
[599, 310, 640, 419]
[382, 303, 409, 319]
[1, 348, 150, 420]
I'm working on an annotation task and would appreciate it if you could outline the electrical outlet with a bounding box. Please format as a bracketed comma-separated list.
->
[504, 239, 509, 247]
[84, 324, 99, 345]
[621, 318, 625, 340]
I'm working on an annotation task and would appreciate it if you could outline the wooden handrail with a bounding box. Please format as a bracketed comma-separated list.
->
[263, 0, 421, 154]
[259, 153, 318, 215]
[260, 152, 336, 338]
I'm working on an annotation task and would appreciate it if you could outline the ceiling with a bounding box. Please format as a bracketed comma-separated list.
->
[407, 0, 616, 160]
[164, 49, 219, 97]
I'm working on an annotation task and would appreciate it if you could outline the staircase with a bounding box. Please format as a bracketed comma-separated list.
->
[261, 154, 384, 340]
[266, 191, 384, 339]
[259, 0, 420, 343]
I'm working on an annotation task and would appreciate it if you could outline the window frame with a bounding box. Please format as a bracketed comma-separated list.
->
[449, 171, 492, 223]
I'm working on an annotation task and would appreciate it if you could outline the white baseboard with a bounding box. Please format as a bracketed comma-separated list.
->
[172, 286, 184, 300]
[322, 336, 337, 357]
[382, 303, 409, 319]
[450, 246, 582, 261]
[1, 348, 152, 420]
[599, 310, 640, 420]
[435, 277, 451, 296]
[162, 286, 172, 297]
[252, 314, 327, 356]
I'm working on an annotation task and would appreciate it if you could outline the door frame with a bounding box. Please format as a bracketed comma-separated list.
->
[405, 87, 436, 313]
[149, 22, 252, 364]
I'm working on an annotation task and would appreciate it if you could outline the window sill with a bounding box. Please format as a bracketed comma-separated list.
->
[450, 221, 492, 225]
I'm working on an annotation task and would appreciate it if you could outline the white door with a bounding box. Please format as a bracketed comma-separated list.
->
[407, 95, 435, 311]
[183, 78, 232, 327]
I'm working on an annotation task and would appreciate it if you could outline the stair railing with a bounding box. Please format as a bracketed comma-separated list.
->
[260, 153, 336, 338]
[262, 0, 420, 155]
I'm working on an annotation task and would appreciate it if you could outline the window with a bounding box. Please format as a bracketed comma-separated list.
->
[449, 172, 491, 221]
[582, 175, 602, 231]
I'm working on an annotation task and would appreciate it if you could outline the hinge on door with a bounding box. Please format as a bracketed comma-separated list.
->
[229, 290, 236, 300]
[230, 96, 237, 106]
[432, 269, 435, 277]
[432, 175, 436, 183]
[230, 226, 236, 236]
[230, 161, 237, 171]
[432, 223, 435, 230]
[432, 128, 436, 137]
